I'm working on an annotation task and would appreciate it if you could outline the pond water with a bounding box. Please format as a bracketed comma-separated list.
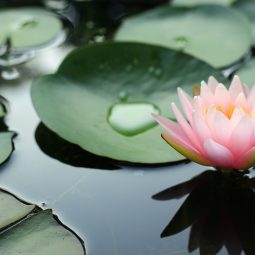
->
[0, 1, 252, 255]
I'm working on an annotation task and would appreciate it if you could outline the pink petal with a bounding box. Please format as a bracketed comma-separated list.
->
[177, 87, 194, 125]
[193, 96, 205, 116]
[200, 81, 214, 106]
[152, 113, 197, 152]
[229, 75, 245, 100]
[162, 132, 212, 166]
[234, 92, 247, 109]
[235, 146, 255, 169]
[192, 112, 211, 144]
[247, 85, 255, 109]
[229, 107, 246, 130]
[205, 105, 217, 129]
[228, 116, 254, 156]
[207, 76, 219, 93]
[212, 110, 231, 144]
[171, 102, 203, 152]
[203, 138, 234, 167]
[214, 83, 230, 111]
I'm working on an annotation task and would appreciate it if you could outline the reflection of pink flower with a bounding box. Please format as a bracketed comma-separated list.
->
[153, 76, 255, 170]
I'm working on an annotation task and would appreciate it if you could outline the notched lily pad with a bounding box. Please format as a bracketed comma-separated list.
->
[0, 188, 85, 255]
[172, 0, 236, 6]
[31, 42, 225, 164]
[234, 0, 255, 45]
[0, 98, 16, 166]
[235, 58, 255, 87]
[0, 7, 62, 49]
[115, 5, 252, 68]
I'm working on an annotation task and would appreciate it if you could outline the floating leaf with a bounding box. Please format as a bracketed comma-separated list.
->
[0, 132, 16, 165]
[31, 42, 225, 164]
[234, 0, 255, 45]
[115, 5, 252, 68]
[172, 0, 236, 6]
[0, 189, 85, 255]
[0, 98, 15, 166]
[235, 58, 255, 87]
[0, 7, 62, 49]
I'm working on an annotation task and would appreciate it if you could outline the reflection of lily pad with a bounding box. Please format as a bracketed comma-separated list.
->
[115, 5, 252, 68]
[172, 0, 236, 6]
[0, 189, 85, 254]
[31, 42, 225, 164]
[35, 123, 120, 170]
[0, 8, 62, 49]
[235, 58, 255, 87]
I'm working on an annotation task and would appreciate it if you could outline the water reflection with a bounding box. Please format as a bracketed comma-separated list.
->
[35, 122, 121, 170]
[153, 169, 255, 255]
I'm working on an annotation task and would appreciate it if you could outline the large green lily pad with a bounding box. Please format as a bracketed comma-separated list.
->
[172, 0, 236, 6]
[0, 7, 62, 49]
[31, 42, 225, 164]
[115, 5, 251, 68]
[235, 58, 255, 87]
[0, 189, 85, 254]
[234, 0, 255, 45]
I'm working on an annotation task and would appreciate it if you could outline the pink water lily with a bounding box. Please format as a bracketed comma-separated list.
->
[153, 76, 255, 170]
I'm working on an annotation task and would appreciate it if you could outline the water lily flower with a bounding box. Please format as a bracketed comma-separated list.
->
[153, 76, 255, 170]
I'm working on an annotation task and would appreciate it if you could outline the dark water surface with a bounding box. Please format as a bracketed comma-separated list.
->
[0, 49, 239, 255]
[0, 1, 252, 255]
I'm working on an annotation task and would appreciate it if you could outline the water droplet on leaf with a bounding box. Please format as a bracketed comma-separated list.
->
[174, 36, 188, 50]
[107, 102, 160, 136]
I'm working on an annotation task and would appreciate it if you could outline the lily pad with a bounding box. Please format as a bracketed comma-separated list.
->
[0, 132, 16, 165]
[234, 0, 255, 45]
[115, 5, 252, 68]
[31, 42, 225, 164]
[0, 99, 16, 166]
[0, 7, 62, 49]
[172, 0, 236, 6]
[0, 189, 85, 254]
[235, 58, 255, 87]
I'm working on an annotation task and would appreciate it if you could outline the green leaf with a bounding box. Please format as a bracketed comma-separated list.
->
[0, 132, 15, 165]
[172, 0, 236, 6]
[235, 58, 255, 88]
[31, 42, 225, 164]
[0, 189, 85, 255]
[0, 189, 35, 229]
[0, 7, 62, 49]
[115, 5, 252, 68]
[234, 0, 255, 45]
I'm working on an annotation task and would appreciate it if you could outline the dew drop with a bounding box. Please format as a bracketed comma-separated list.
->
[107, 102, 160, 136]
[20, 19, 38, 29]
[133, 58, 139, 65]
[125, 64, 133, 72]
[94, 35, 105, 43]
[118, 91, 128, 102]
[148, 66, 155, 74]
[1, 68, 19, 80]
[86, 21, 95, 29]
[174, 36, 188, 50]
